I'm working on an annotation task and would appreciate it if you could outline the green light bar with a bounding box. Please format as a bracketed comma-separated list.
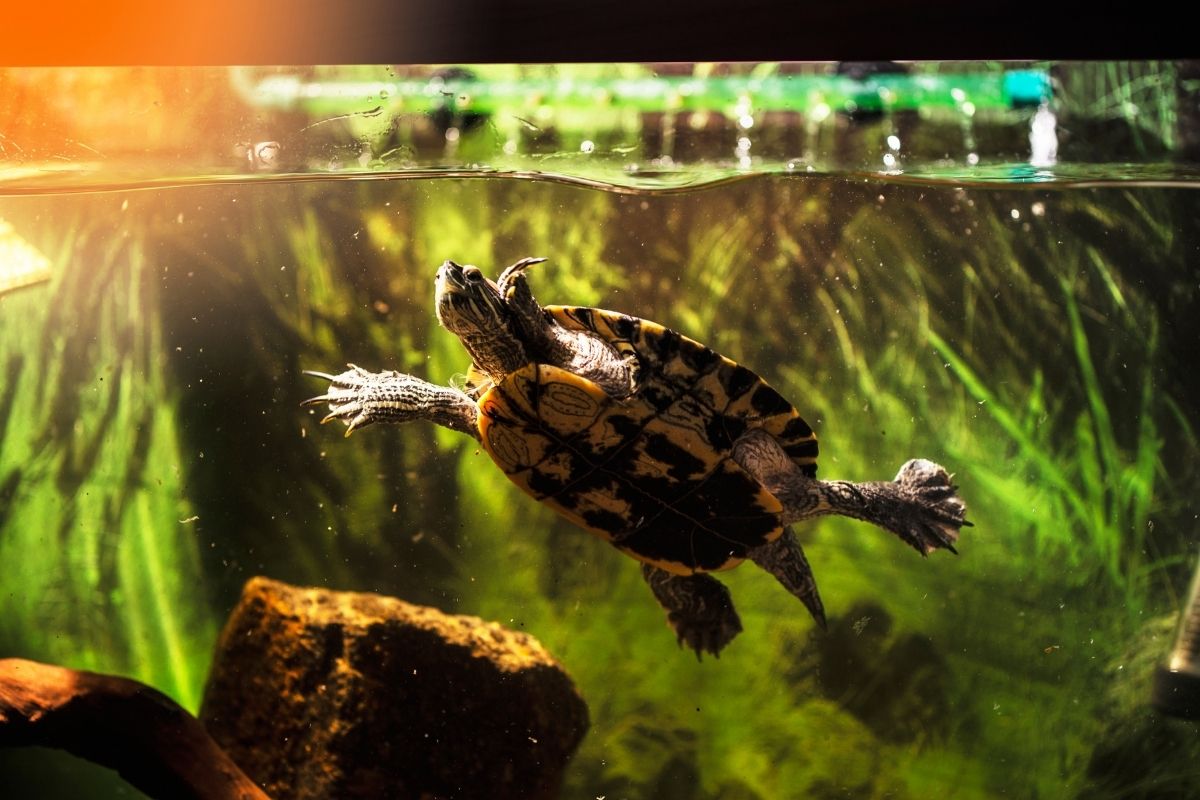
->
[235, 68, 1052, 118]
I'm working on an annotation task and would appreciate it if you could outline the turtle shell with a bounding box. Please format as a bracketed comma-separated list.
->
[476, 306, 819, 575]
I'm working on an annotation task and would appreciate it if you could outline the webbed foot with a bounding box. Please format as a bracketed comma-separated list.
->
[891, 459, 970, 555]
[641, 565, 743, 659]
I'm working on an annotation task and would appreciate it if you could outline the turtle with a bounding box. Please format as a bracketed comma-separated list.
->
[304, 257, 968, 657]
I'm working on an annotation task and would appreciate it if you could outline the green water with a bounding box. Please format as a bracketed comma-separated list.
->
[0, 172, 1197, 798]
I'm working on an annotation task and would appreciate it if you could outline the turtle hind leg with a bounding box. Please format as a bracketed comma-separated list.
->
[732, 428, 967, 556]
[641, 564, 743, 659]
[747, 528, 827, 630]
[812, 460, 968, 556]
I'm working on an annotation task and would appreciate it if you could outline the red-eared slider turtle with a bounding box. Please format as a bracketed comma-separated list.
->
[305, 258, 968, 657]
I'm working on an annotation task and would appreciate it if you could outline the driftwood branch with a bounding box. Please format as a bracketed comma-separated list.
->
[0, 658, 269, 800]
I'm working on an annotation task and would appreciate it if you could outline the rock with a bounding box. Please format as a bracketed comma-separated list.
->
[199, 577, 588, 800]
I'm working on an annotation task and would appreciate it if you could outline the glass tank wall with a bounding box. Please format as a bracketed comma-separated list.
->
[1, 62, 1198, 798]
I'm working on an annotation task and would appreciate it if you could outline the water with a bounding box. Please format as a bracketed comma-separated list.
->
[0, 170, 1197, 798]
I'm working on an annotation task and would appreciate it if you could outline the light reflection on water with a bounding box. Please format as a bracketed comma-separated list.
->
[2, 160, 1199, 199]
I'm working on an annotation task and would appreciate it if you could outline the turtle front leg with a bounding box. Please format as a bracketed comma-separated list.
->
[733, 428, 968, 555]
[641, 564, 743, 659]
[303, 364, 479, 440]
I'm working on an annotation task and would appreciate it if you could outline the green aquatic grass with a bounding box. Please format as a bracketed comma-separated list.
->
[1055, 61, 1179, 155]
[925, 244, 1170, 611]
[0, 209, 213, 709]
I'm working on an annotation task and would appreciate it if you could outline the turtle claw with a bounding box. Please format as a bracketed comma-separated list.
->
[670, 609, 743, 661]
[304, 368, 373, 432]
[341, 410, 375, 436]
[308, 400, 369, 436]
[318, 404, 359, 425]
[496, 256, 548, 294]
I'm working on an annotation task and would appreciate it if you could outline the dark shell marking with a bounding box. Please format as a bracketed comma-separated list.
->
[551, 307, 819, 476]
[477, 307, 819, 576]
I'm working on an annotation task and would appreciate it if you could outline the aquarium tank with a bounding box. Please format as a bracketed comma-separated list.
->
[1, 61, 1199, 798]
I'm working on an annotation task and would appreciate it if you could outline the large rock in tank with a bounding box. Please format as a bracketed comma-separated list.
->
[199, 577, 588, 800]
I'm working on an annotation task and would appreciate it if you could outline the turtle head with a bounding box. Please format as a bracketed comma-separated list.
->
[435, 260, 508, 333]
[435, 260, 528, 381]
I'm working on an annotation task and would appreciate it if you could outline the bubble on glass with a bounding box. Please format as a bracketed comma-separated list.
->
[445, 127, 461, 143]
[738, 114, 755, 130]
[966, 152, 980, 166]
[688, 110, 712, 130]
[1031, 201, 1046, 217]
[254, 141, 281, 163]
[1030, 105, 1058, 167]
[882, 153, 897, 168]
[1010, 208, 1021, 220]
[236, 141, 281, 172]
[580, 140, 595, 154]
[735, 136, 752, 168]
[886, 135, 901, 151]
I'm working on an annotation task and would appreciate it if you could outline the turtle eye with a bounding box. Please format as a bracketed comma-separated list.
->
[463, 266, 484, 282]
